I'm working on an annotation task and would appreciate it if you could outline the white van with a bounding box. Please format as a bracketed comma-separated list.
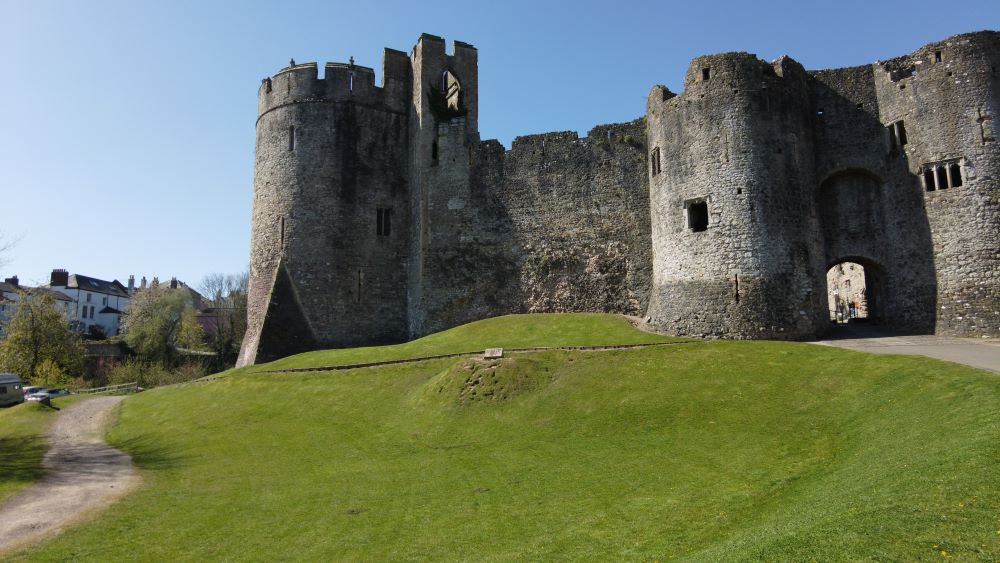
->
[0, 373, 25, 407]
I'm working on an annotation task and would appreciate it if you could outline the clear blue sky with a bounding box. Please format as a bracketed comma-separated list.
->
[1, 0, 995, 289]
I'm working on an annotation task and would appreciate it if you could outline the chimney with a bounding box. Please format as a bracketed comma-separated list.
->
[141, 276, 147, 289]
[128, 275, 135, 294]
[170, 277, 178, 289]
[50, 269, 69, 287]
[3, 276, 18, 288]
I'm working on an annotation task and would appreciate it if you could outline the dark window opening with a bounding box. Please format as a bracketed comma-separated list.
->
[936, 166, 948, 190]
[949, 163, 962, 187]
[888, 125, 897, 150]
[897, 121, 907, 145]
[702, 68, 711, 81]
[356, 270, 363, 303]
[935, 50, 942, 63]
[376, 207, 392, 236]
[924, 169, 936, 191]
[431, 139, 439, 165]
[734, 274, 740, 303]
[687, 201, 709, 233]
[650, 147, 661, 176]
[280, 217, 285, 244]
[288, 126, 295, 151]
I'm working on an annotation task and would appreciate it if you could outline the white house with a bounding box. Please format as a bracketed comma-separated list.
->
[48, 269, 131, 337]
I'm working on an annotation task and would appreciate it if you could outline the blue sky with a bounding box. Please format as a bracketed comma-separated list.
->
[1, 0, 995, 289]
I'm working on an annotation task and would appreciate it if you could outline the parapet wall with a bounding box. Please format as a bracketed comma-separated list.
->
[494, 120, 651, 315]
[257, 49, 413, 119]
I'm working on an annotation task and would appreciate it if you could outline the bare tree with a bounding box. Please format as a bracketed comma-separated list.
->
[0, 232, 20, 270]
[198, 271, 248, 368]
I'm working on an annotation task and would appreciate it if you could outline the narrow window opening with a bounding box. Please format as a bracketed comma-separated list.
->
[356, 270, 362, 303]
[280, 217, 285, 244]
[288, 126, 295, 151]
[949, 163, 962, 187]
[431, 139, 439, 165]
[702, 68, 711, 81]
[650, 147, 661, 176]
[888, 125, 898, 150]
[734, 274, 740, 303]
[935, 50, 942, 63]
[897, 121, 907, 145]
[686, 201, 709, 233]
[349, 72, 354, 92]
[936, 166, 948, 190]
[376, 207, 392, 236]
[924, 169, 936, 191]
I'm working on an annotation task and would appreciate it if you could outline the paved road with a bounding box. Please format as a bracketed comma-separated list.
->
[812, 325, 1000, 373]
[0, 396, 140, 556]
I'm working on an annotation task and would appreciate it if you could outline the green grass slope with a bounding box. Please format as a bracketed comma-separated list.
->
[0, 397, 83, 503]
[11, 315, 1000, 561]
[247, 312, 678, 373]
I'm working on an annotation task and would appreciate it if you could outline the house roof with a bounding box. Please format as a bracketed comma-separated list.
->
[60, 274, 130, 298]
[28, 287, 75, 302]
[98, 306, 123, 315]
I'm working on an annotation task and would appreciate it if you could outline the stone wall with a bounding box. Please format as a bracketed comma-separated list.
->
[871, 32, 1000, 337]
[493, 120, 651, 316]
[645, 53, 827, 339]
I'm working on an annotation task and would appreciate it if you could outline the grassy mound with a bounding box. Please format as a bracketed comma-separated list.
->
[421, 355, 558, 405]
[246, 313, 677, 373]
[9, 316, 1000, 560]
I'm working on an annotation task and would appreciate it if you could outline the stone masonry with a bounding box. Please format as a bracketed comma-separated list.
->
[238, 31, 999, 366]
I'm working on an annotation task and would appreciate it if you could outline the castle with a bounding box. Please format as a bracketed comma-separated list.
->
[237, 32, 999, 366]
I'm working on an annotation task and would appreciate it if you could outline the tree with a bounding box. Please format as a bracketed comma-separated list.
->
[198, 271, 248, 367]
[0, 231, 19, 269]
[121, 286, 202, 367]
[0, 292, 84, 382]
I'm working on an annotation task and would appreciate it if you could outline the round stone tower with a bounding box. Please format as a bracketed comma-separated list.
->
[645, 53, 828, 339]
[238, 53, 413, 366]
[873, 31, 1000, 337]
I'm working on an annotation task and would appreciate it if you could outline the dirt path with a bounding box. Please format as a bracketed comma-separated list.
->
[0, 396, 140, 555]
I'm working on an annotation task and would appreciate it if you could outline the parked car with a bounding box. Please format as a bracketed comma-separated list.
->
[26, 388, 71, 401]
[22, 386, 47, 398]
[0, 373, 24, 407]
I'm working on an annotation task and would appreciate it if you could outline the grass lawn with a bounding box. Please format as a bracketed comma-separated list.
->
[8, 314, 1000, 560]
[242, 312, 680, 374]
[0, 396, 84, 503]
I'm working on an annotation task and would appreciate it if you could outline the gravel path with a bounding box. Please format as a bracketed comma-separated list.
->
[0, 396, 140, 555]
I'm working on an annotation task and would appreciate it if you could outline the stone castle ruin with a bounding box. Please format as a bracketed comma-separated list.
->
[237, 32, 999, 366]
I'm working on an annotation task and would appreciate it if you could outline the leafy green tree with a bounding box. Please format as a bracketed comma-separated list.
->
[176, 307, 206, 351]
[0, 292, 84, 382]
[121, 286, 202, 367]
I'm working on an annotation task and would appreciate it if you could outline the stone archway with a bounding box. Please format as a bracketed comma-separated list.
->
[826, 258, 886, 325]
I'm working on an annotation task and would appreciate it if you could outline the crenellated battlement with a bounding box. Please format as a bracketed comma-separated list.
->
[257, 50, 415, 119]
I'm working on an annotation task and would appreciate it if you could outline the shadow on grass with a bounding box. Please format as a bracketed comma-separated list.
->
[112, 435, 190, 471]
[0, 435, 47, 485]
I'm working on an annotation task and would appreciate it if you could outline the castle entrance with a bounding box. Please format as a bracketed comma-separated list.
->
[825, 259, 884, 325]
